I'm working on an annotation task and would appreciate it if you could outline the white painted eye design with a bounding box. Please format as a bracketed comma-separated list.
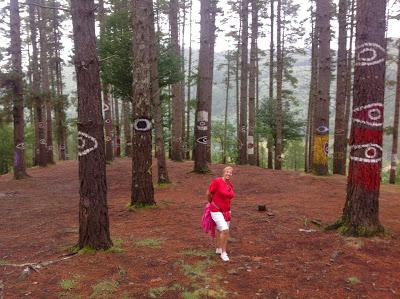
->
[105, 119, 111, 124]
[133, 118, 152, 132]
[196, 136, 208, 145]
[323, 142, 329, 155]
[38, 122, 45, 129]
[350, 143, 382, 163]
[16, 143, 25, 150]
[352, 103, 383, 127]
[355, 42, 385, 67]
[197, 120, 208, 131]
[316, 126, 329, 135]
[78, 131, 98, 157]
[39, 139, 46, 145]
[103, 103, 110, 113]
[59, 145, 65, 150]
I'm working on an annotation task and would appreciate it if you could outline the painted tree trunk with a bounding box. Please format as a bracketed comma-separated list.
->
[389, 44, 400, 184]
[181, 0, 186, 158]
[194, 0, 214, 173]
[103, 87, 113, 162]
[248, 0, 258, 166]
[275, 0, 283, 170]
[333, 0, 348, 175]
[122, 100, 132, 157]
[150, 7, 170, 184]
[170, 0, 184, 161]
[239, 0, 249, 165]
[39, 1, 54, 164]
[10, 0, 27, 179]
[131, 0, 155, 205]
[236, 18, 241, 161]
[312, 0, 331, 175]
[70, 0, 112, 249]
[341, 0, 386, 236]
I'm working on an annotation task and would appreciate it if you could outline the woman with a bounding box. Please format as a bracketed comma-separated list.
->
[206, 166, 234, 262]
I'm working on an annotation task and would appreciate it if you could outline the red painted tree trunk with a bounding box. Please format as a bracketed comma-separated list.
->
[341, 0, 386, 236]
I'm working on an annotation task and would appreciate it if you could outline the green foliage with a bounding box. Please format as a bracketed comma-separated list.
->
[181, 260, 213, 279]
[211, 120, 237, 163]
[0, 123, 13, 174]
[181, 249, 215, 258]
[283, 139, 305, 171]
[134, 238, 164, 248]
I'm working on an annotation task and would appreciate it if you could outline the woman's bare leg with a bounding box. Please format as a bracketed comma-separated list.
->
[220, 229, 229, 253]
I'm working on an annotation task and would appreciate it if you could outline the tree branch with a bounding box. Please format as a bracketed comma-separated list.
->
[20, 1, 70, 12]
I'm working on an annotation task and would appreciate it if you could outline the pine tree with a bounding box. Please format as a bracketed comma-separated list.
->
[71, 0, 112, 249]
[131, 0, 155, 205]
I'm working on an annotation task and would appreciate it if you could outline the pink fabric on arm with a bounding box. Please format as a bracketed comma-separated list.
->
[201, 203, 216, 239]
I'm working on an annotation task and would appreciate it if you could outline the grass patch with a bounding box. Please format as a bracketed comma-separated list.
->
[127, 202, 159, 211]
[108, 239, 124, 253]
[181, 249, 214, 258]
[347, 276, 361, 285]
[155, 183, 172, 189]
[0, 259, 8, 266]
[182, 288, 227, 299]
[148, 284, 185, 298]
[90, 280, 119, 298]
[182, 260, 214, 280]
[67, 240, 124, 255]
[60, 279, 75, 291]
[134, 238, 164, 248]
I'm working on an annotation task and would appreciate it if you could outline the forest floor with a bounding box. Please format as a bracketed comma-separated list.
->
[0, 158, 400, 299]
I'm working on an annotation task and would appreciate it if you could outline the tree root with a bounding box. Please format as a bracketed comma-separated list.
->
[324, 218, 385, 237]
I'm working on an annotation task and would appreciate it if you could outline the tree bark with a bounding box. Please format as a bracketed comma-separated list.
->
[238, 0, 249, 165]
[114, 97, 121, 158]
[150, 2, 170, 184]
[71, 0, 112, 249]
[39, 0, 54, 164]
[10, 0, 28, 179]
[268, 0, 274, 170]
[122, 99, 132, 157]
[340, 0, 386, 236]
[193, 0, 216, 173]
[170, 0, 184, 161]
[312, 0, 331, 175]
[333, 0, 348, 175]
[248, 0, 258, 166]
[389, 43, 400, 184]
[131, 0, 155, 205]
[275, 0, 283, 170]
[236, 17, 241, 162]
[185, 0, 193, 160]
[223, 52, 231, 164]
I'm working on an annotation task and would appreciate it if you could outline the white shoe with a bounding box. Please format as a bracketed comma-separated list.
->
[215, 248, 222, 255]
[220, 252, 229, 262]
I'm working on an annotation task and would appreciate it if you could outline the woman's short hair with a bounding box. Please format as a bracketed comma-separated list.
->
[223, 166, 233, 174]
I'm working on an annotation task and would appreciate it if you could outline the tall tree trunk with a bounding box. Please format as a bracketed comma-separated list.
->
[150, 7, 170, 184]
[71, 0, 112, 249]
[267, 0, 274, 170]
[223, 52, 231, 164]
[206, 0, 217, 163]
[275, 0, 283, 170]
[181, 0, 186, 158]
[122, 100, 132, 157]
[185, 0, 193, 160]
[340, 0, 386, 236]
[131, 0, 155, 205]
[248, 0, 258, 166]
[28, 0, 42, 166]
[236, 17, 241, 161]
[114, 97, 121, 157]
[10, 0, 28, 179]
[333, 0, 348, 175]
[255, 42, 260, 166]
[344, 0, 355, 162]
[194, 0, 216, 173]
[170, 0, 184, 161]
[312, 0, 331, 175]
[305, 3, 317, 173]
[389, 43, 400, 184]
[98, 0, 113, 163]
[39, 1, 54, 164]
[238, 0, 249, 165]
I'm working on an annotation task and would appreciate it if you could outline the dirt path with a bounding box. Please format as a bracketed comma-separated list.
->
[0, 159, 399, 298]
